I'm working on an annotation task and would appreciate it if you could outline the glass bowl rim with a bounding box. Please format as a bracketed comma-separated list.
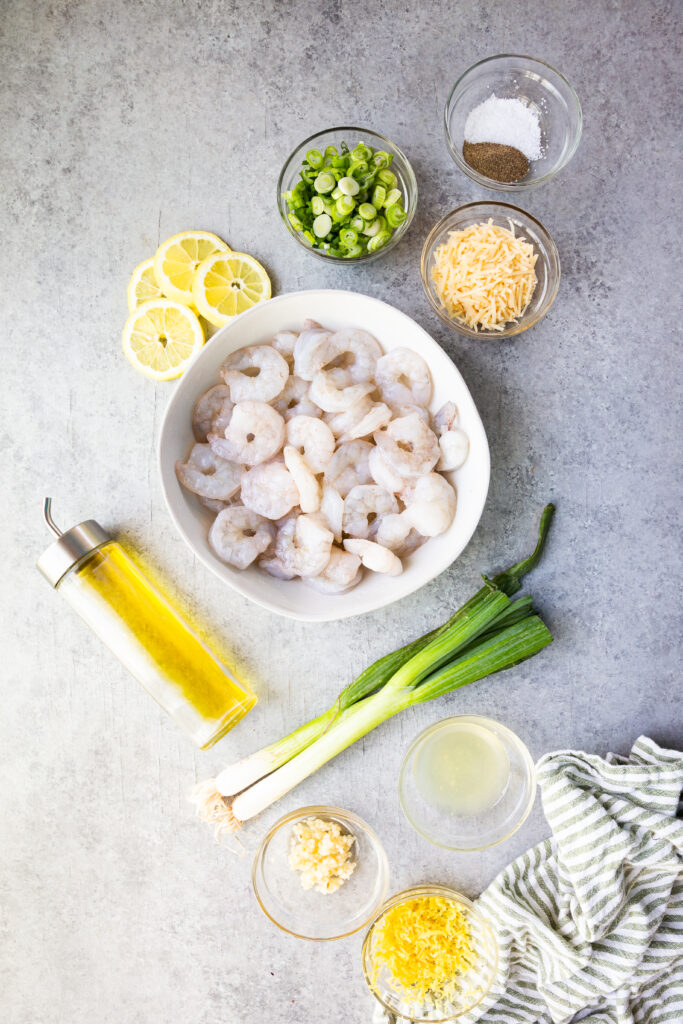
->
[420, 200, 561, 338]
[276, 125, 418, 264]
[398, 714, 537, 851]
[444, 53, 583, 190]
[251, 803, 390, 941]
[362, 883, 499, 1021]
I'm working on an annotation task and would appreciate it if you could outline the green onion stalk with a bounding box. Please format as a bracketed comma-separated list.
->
[191, 506, 555, 838]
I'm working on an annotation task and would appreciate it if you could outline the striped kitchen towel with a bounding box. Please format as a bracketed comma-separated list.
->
[372, 736, 683, 1024]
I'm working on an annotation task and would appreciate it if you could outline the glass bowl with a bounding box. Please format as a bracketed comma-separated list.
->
[251, 805, 389, 940]
[421, 201, 560, 338]
[445, 54, 582, 191]
[362, 885, 498, 1020]
[398, 716, 536, 851]
[277, 126, 417, 264]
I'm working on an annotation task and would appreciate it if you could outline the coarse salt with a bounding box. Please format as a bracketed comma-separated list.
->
[464, 95, 542, 161]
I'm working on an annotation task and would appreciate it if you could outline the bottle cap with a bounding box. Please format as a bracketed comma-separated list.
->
[36, 498, 111, 588]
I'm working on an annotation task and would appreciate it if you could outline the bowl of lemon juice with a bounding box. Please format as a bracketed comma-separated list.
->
[398, 716, 536, 850]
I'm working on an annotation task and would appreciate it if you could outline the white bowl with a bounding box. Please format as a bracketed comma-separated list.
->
[158, 290, 490, 621]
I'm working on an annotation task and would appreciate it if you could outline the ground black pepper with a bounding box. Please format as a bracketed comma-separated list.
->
[462, 141, 530, 183]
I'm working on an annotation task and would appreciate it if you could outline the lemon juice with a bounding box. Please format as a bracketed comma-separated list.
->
[413, 721, 510, 816]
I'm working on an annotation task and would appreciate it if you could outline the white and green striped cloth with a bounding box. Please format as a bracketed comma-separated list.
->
[373, 736, 683, 1024]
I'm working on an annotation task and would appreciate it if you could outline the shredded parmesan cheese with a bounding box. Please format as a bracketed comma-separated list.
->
[288, 817, 356, 894]
[431, 219, 538, 331]
[371, 895, 475, 1005]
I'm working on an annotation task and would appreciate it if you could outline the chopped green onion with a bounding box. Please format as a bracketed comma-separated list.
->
[386, 204, 407, 228]
[313, 213, 332, 237]
[368, 230, 392, 251]
[338, 176, 360, 196]
[335, 195, 356, 216]
[313, 171, 336, 193]
[306, 148, 323, 169]
[383, 187, 402, 209]
[282, 138, 409, 258]
[339, 227, 358, 247]
[371, 184, 387, 208]
[377, 168, 397, 188]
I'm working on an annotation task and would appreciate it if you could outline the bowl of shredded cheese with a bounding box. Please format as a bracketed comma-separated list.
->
[421, 201, 560, 337]
[252, 806, 389, 941]
[362, 885, 498, 1020]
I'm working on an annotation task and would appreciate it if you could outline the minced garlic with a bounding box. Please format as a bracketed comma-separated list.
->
[288, 817, 356, 894]
[431, 218, 538, 331]
[371, 895, 475, 1004]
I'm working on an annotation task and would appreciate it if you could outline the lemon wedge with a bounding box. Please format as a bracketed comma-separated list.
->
[122, 299, 205, 380]
[153, 231, 230, 305]
[192, 251, 271, 327]
[126, 257, 163, 311]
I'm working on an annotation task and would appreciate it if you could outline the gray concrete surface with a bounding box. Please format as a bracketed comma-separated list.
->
[2, 1, 681, 1022]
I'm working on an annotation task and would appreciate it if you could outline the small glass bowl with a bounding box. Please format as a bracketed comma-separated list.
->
[251, 805, 389, 941]
[445, 54, 582, 190]
[398, 716, 536, 851]
[362, 885, 498, 1021]
[277, 126, 418, 264]
[421, 201, 560, 338]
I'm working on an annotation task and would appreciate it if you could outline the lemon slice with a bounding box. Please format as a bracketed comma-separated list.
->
[192, 251, 271, 327]
[122, 299, 205, 380]
[153, 230, 230, 305]
[126, 257, 163, 311]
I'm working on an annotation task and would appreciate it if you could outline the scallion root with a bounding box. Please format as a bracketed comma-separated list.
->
[189, 779, 243, 847]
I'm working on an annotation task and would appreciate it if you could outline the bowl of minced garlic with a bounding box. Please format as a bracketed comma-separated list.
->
[362, 885, 498, 1021]
[252, 806, 389, 940]
[421, 201, 560, 338]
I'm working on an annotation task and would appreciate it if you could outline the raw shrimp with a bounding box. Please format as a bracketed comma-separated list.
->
[283, 445, 321, 514]
[341, 402, 392, 441]
[293, 326, 335, 380]
[374, 513, 426, 558]
[221, 345, 289, 403]
[275, 514, 334, 577]
[258, 554, 297, 580]
[309, 369, 374, 413]
[368, 445, 405, 494]
[327, 328, 382, 383]
[208, 401, 285, 466]
[323, 440, 373, 498]
[175, 443, 242, 501]
[374, 413, 440, 478]
[324, 395, 373, 439]
[342, 484, 399, 539]
[319, 483, 344, 543]
[209, 507, 275, 570]
[403, 473, 457, 536]
[389, 402, 430, 425]
[437, 428, 469, 471]
[272, 376, 322, 421]
[240, 461, 299, 519]
[192, 384, 233, 443]
[271, 330, 298, 367]
[343, 538, 403, 576]
[306, 547, 362, 593]
[432, 401, 458, 436]
[198, 494, 239, 514]
[285, 415, 335, 473]
[375, 348, 432, 407]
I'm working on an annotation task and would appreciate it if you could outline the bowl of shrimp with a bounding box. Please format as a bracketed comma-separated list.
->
[158, 290, 490, 621]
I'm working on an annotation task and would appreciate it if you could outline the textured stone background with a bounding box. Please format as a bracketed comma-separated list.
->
[2, 1, 681, 1021]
